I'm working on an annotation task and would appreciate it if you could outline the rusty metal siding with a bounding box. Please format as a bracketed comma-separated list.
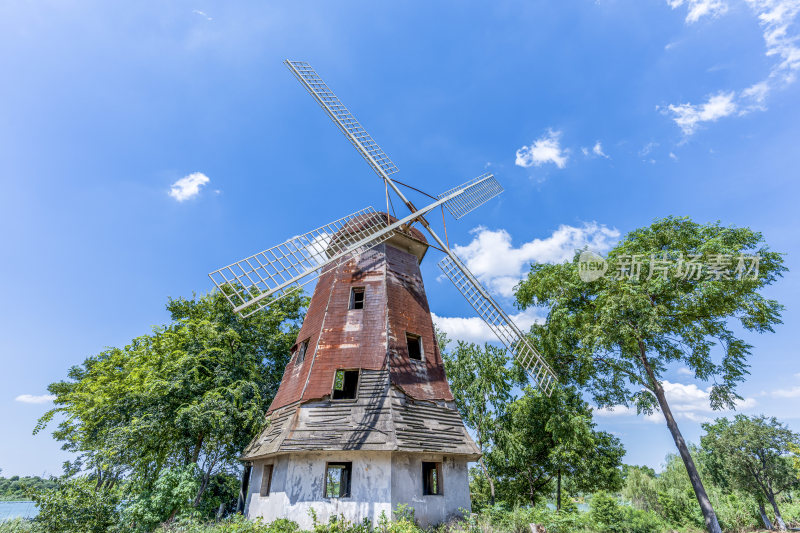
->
[250, 224, 477, 461]
[385, 245, 454, 402]
[268, 239, 455, 413]
[298, 245, 389, 405]
[267, 264, 336, 412]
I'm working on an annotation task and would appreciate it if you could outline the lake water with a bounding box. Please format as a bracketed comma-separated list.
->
[0, 501, 38, 521]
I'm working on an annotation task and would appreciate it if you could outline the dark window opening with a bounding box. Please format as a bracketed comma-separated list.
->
[295, 339, 309, 365]
[260, 464, 273, 497]
[350, 287, 365, 310]
[332, 369, 359, 400]
[422, 462, 442, 495]
[406, 333, 423, 361]
[325, 462, 352, 498]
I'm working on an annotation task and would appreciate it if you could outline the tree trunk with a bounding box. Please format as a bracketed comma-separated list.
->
[193, 470, 212, 507]
[190, 434, 204, 465]
[478, 456, 496, 506]
[165, 507, 180, 525]
[640, 348, 722, 533]
[556, 468, 562, 512]
[236, 464, 252, 514]
[758, 501, 773, 530]
[766, 491, 786, 531]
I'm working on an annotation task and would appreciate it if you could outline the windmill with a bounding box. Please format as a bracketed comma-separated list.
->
[210, 61, 556, 395]
[209, 61, 557, 527]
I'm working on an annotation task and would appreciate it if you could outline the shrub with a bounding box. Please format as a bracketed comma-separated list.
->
[309, 510, 373, 533]
[782, 499, 800, 528]
[0, 518, 36, 533]
[591, 491, 624, 533]
[193, 474, 240, 521]
[120, 465, 201, 532]
[620, 506, 665, 533]
[31, 477, 121, 533]
[464, 505, 591, 533]
[155, 515, 301, 533]
[707, 489, 758, 533]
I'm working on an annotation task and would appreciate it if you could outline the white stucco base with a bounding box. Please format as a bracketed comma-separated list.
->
[245, 451, 471, 528]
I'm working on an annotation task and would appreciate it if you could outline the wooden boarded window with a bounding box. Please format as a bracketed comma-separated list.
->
[406, 333, 423, 361]
[422, 461, 442, 495]
[325, 462, 352, 498]
[260, 464, 273, 497]
[295, 339, 309, 365]
[350, 287, 365, 310]
[332, 369, 359, 400]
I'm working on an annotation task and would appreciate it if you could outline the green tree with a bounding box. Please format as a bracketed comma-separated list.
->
[654, 452, 704, 528]
[489, 386, 624, 507]
[0, 475, 58, 501]
[440, 338, 518, 505]
[621, 466, 658, 512]
[516, 216, 785, 533]
[701, 415, 800, 531]
[35, 289, 306, 522]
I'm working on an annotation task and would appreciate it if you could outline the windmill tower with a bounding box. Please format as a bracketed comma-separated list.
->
[209, 61, 557, 528]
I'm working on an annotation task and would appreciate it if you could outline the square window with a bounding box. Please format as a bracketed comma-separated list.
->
[350, 287, 365, 310]
[295, 339, 309, 365]
[325, 462, 352, 498]
[332, 369, 359, 400]
[260, 464, 273, 497]
[406, 333, 423, 361]
[422, 462, 442, 495]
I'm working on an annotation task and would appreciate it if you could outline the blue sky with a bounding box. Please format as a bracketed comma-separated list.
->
[1, 0, 799, 477]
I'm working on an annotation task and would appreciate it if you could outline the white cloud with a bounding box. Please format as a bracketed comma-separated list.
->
[592, 141, 610, 158]
[677, 367, 694, 376]
[192, 9, 213, 20]
[666, 0, 800, 134]
[169, 172, 210, 202]
[595, 405, 662, 423]
[772, 386, 800, 398]
[668, 0, 729, 23]
[515, 129, 568, 169]
[15, 394, 56, 404]
[433, 307, 544, 345]
[669, 152, 678, 160]
[594, 405, 636, 417]
[595, 380, 757, 423]
[741, 80, 770, 110]
[748, 0, 800, 83]
[452, 223, 620, 298]
[639, 142, 658, 156]
[667, 92, 737, 135]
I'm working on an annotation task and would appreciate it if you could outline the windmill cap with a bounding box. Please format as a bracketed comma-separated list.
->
[329, 211, 429, 264]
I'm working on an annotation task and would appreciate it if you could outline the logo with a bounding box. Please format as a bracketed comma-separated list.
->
[578, 251, 608, 282]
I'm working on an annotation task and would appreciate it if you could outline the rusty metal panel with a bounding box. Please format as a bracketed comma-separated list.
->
[384, 245, 454, 402]
[249, 222, 477, 461]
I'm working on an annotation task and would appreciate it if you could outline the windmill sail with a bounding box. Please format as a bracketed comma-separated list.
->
[209, 207, 393, 318]
[437, 173, 504, 220]
[285, 60, 399, 181]
[438, 254, 557, 396]
[210, 175, 500, 318]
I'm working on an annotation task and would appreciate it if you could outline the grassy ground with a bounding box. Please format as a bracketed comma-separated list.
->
[2, 506, 798, 533]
